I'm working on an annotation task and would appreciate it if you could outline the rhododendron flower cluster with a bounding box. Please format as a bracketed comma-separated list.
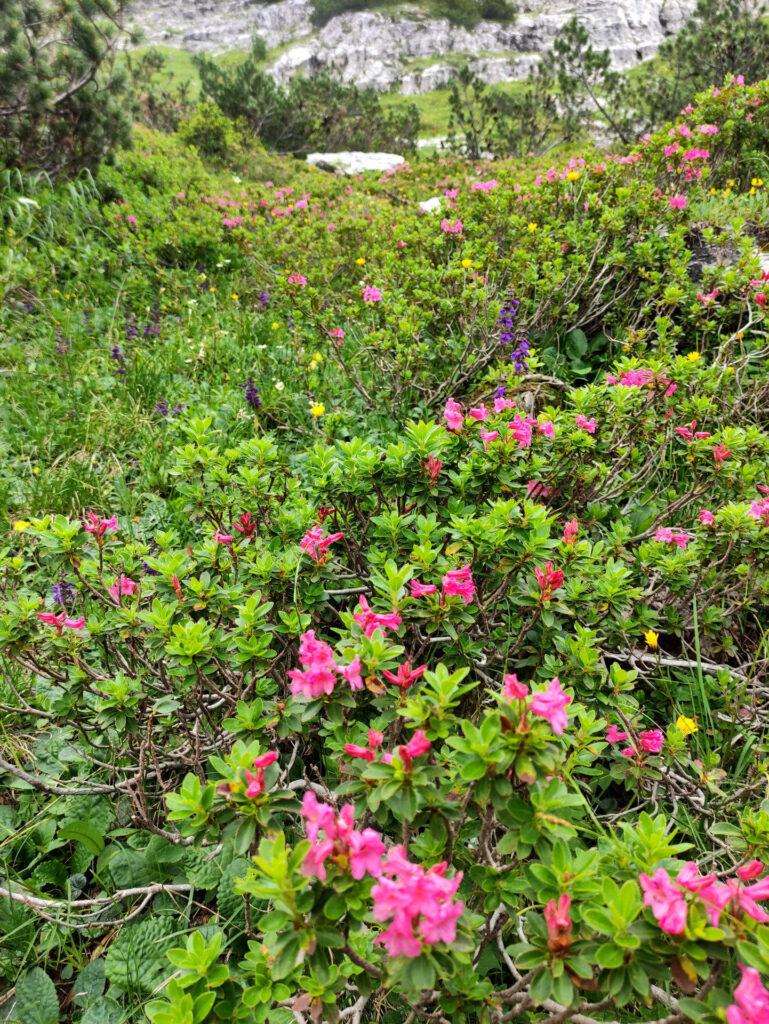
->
[37, 610, 86, 633]
[641, 860, 769, 935]
[288, 630, 362, 699]
[243, 751, 278, 798]
[83, 512, 118, 538]
[299, 525, 344, 563]
[353, 596, 402, 637]
[544, 893, 573, 953]
[535, 562, 565, 601]
[300, 792, 385, 882]
[108, 575, 137, 602]
[442, 564, 475, 604]
[501, 675, 572, 735]
[727, 965, 769, 1024]
[371, 845, 464, 957]
[654, 527, 692, 548]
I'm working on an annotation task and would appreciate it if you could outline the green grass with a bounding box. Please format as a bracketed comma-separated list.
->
[123, 46, 247, 99]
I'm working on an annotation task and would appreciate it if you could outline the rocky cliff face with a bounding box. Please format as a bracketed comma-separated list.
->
[128, 0, 696, 93]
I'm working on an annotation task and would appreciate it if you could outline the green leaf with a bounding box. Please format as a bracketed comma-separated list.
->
[14, 967, 60, 1024]
[595, 942, 624, 969]
[59, 820, 104, 855]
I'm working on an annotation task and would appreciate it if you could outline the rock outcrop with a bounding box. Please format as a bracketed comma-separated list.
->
[129, 0, 696, 94]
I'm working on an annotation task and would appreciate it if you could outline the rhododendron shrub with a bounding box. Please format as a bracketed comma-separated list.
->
[4, 80, 769, 1024]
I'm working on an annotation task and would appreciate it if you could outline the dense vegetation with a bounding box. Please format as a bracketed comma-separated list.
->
[2, 70, 769, 1024]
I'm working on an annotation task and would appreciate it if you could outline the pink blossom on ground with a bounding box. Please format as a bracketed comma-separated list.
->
[344, 743, 376, 762]
[442, 564, 476, 605]
[669, 195, 687, 210]
[699, 509, 715, 526]
[287, 273, 307, 286]
[469, 404, 489, 421]
[440, 218, 463, 234]
[530, 678, 572, 735]
[480, 428, 499, 449]
[654, 527, 692, 548]
[214, 531, 233, 545]
[244, 769, 266, 798]
[362, 286, 383, 303]
[252, 751, 278, 769]
[83, 512, 118, 538]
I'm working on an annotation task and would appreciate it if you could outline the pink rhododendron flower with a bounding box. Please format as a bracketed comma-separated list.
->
[675, 420, 710, 442]
[698, 123, 719, 135]
[329, 326, 345, 344]
[574, 414, 597, 433]
[349, 829, 386, 879]
[372, 845, 463, 958]
[444, 398, 463, 431]
[341, 656, 363, 691]
[562, 518, 579, 545]
[535, 562, 564, 602]
[362, 286, 383, 303]
[502, 673, 529, 700]
[383, 661, 427, 690]
[471, 179, 498, 191]
[410, 579, 437, 597]
[108, 576, 137, 602]
[699, 508, 715, 526]
[440, 218, 463, 234]
[400, 730, 431, 761]
[639, 868, 688, 934]
[442, 564, 475, 605]
[639, 729, 665, 753]
[252, 751, 278, 769]
[287, 272, 307, 286]
[344, 743, 376, 762]
[738, 860, 765, 882]
[244, 769, 266, 798]
[214, 531, 233, 544]
[527, 480, 552, 499]
[530, 678, 572, 735]
[669, 194, 687, 210]
[424, 455, 442, 485]
[494, 395, 516, 413]
[83, 512, 118, 538]
[37, 611, 86, 633]
[726, 965, 769, 1024]
[654, 527, 692, 548]
[469, 404, 489, 421]
[697, 288, 719, 303]
[713, 443, 732, 464]
[538, 419, 555, 438]
[288, 630, 339, 699]
[544, 894, 572, 950]
[299, 525, 344, 563]
[749, 497, 769, 524]
[606, 725, 629, 744]
[480, 428, 499, 449]
[353, 596, 402, 637]
[509, 414, 536, 449]
[368, 728, 384, 748]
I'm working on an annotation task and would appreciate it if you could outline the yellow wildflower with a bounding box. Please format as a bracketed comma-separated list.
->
[355, 257, 366, 265]
[527, 222, 538, 232]
[751, 177, 764, 187]
[230, 293, 239, 301]
[310, 402, 325, 418]
[13, 520, 31, 532]
[271, 322, 280, 330]
[566, 170, 580, 181]
[676, 715, 698, 735]
[644, 629, 659, 649]
[686, 351, 701, 362]
[461, 258, 474, 268]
